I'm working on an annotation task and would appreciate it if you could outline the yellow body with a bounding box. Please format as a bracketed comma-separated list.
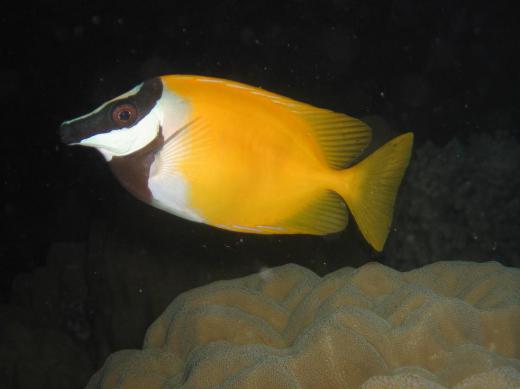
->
[160, 76, 413, 250]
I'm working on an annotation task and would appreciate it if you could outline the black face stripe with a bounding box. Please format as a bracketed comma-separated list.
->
[60, 77, 163, 145]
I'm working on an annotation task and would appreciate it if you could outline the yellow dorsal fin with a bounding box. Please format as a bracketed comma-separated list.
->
[298, 108, 372, 169]
[282, 190, 348, 235]
[218, 79, 372, 169]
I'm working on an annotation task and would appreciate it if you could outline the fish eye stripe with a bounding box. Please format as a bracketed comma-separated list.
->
[60, 77, 163, 144]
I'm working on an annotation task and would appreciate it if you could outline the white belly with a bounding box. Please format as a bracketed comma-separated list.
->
[148, 170, 204, 223]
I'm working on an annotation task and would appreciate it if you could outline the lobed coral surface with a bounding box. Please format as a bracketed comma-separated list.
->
[87, 261, 520, 388]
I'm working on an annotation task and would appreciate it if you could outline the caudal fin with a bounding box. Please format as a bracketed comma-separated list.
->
[337, 133, 413, 251]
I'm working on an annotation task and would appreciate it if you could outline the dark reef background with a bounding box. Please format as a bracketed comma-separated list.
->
[1, 1, 519, 388]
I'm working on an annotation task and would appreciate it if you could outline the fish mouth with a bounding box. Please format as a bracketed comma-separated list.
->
[59, 120, 95, 145]
[59, 122, 80, 145]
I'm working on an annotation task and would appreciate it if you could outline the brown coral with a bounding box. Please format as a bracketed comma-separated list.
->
[86, 261, 520, 388]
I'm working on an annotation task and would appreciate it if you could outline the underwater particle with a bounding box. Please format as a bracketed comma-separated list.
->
[399, 74, 431, 107]
[258, 266, 274, 281]
[240, 27, 255, 45]
[321, 27, 360, 67]
[73, 25, 84, 37]
[91, 15, 101, 25]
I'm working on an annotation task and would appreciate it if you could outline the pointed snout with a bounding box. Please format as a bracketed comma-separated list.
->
[59, 122, 77, 145]
[59, 117, 96, 145]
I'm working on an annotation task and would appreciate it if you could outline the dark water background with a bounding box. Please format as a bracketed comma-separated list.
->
[1, 1, 519, 387]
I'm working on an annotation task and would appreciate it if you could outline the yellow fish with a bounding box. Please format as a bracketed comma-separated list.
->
[60, 75, 413, 251]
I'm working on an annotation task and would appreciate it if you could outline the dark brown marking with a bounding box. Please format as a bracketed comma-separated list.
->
[108, 130, 165, 203]
[108, 118, 200, 204]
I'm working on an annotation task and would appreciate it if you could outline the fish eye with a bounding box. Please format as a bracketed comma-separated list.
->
[112, 103, 137, 126]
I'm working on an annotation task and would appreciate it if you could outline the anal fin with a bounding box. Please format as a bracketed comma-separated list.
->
[282, 191, 348, 235]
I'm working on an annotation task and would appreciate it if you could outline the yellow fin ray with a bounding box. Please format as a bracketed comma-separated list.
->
[282, 191, 348, 235]
[154, 118, 211, 171]
[337, 133, 414, 251]
[300, 109, 372, 169]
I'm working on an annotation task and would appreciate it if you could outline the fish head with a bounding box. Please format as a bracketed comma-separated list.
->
[59, 77, 165, 160]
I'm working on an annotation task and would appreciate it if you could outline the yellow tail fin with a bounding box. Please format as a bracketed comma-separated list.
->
[337, 133, 414, 251]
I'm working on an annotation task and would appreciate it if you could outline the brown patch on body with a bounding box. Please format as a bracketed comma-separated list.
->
[108, 131, 164, 203]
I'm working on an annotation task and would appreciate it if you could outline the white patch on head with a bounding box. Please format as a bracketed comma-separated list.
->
[78, 80, 190, 161]
[157, 87, 190, 141]
[148, 171, 203, 223]
[79, 106, 161, 159]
